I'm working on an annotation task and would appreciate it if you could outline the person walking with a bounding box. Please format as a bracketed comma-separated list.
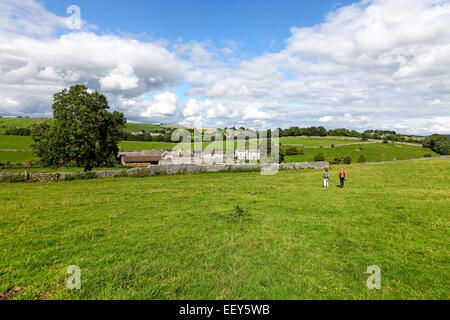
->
[338, 168, 346, 188]
[323, 169, 329, 188]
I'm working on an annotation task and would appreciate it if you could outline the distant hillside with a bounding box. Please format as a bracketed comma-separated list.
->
[125, 122, 165, 133]
[0, 117, 52, 128]
[0, 117, 176, 134]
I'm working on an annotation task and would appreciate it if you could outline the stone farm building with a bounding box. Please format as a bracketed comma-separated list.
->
[119, 149, 168, 166]
[120, 148, 260, 166]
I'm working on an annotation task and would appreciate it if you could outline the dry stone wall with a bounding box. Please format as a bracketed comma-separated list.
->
[0, 161, 329, 183]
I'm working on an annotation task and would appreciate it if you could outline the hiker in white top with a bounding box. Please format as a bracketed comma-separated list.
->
[323, 169, 329, 188]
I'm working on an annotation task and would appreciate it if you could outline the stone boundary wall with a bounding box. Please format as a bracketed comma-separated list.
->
[352, 155, 450, 165]
[0, 149, 33, 152]
[0, 161, 330, 183]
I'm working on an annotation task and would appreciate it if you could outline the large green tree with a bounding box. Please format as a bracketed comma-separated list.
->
[422, 134, 450, 155]
[32, 85, 126, 171]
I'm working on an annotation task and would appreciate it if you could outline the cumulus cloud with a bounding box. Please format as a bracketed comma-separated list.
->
[99, 64, 140, 91]
[140, 92, 178, 118]
[1, 0, 449, 134]
[182, 0, 450, 133]
[0, 0, 188, 118]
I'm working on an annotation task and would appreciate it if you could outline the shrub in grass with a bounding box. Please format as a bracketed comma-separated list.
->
[286, 147, 298, 155]
[230, 205, 251, 222]
[423, 154, 432, 157]
[383, 139, 388, 144]
[331, 144, 335, 148]
[332, 157, 341, 164]
[358, 155, 366, 163]
[314, 152, 325, 161]
[344, 156, 352, 164]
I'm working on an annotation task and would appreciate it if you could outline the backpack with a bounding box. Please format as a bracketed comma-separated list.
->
[323, 173, 328, 179]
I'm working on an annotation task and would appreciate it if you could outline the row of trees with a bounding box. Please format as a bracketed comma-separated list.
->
[275, 126, 422, 143]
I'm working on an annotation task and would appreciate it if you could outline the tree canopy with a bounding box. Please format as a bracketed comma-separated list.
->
[422, 134, 450, 155]
[32, 85, 126, 171]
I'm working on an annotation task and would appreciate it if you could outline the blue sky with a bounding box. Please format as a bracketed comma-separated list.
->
[1, 0, 449, 134]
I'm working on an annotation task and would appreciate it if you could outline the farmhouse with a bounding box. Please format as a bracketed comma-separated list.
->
[235, 148, 261, 161]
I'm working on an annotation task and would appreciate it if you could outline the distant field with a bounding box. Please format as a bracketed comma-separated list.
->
[119, 141, 179, 151]
[284, 143, 438, 163]
[0, 151, 38, 164]
[125, 123, 165, 133]
[1, 159, 448, 299]
[0, 117, 50, 128]
[280, 137, 366, 146]
[0, 135, 33, 149]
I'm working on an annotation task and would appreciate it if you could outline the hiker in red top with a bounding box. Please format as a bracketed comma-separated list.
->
[338, 168, 346, 188]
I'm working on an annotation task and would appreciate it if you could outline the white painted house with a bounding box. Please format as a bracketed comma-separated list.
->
[234, 148, 260, 161]
[235, 148, 247, 161]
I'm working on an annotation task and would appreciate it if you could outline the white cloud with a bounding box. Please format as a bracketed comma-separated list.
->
[0, 0, 188, 117]
[182, 0, 450, 132]
[140, 91, 178, 118]
[430, 99, 441, 105]
[99, 64, 139, 91]
[242, 106, 271, 120]
[319, 116, 333, 123]
[1, 0, 449, 134]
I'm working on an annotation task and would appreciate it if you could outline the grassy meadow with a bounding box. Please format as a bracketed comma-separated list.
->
[280, 136, 365, 146]
[0, 117, 51, 128]
[0, 151, 38, 164]
[0, 135, 33, 150]
[125, 123, 165, 133]
[283, 143, 438, 163]
[0, 159, 448, 299]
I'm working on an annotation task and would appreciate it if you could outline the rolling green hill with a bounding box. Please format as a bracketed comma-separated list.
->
[0, 117, 51, 128]
[280, 136, 365, 146]
[125, 123, 165, 133]
[283, 143, 438, 163]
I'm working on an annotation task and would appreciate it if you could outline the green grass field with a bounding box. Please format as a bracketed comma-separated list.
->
[280, 136, 363, 146]
[119, 140, 178, 151]
[125, 123, 165, 133]
[0, 117, 51, 128]
[284, 143, 438, 163]
[0, 159, 448, 299]
[0, 152, 38, 164]
[0, 135, 33, 150]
